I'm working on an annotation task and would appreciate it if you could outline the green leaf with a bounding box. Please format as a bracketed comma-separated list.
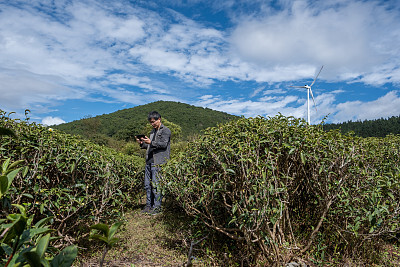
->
[319, 165, 324, 174]
[249, 195, 254, 202]
[108, 222, 123, 239]
[226, 168, 235, 174]
[368, 213, 373, 223]
[300, 152, 306, 165]
[41, 259, 51, 267]
[23, 251, 42, 267]
[232, 203, 238, 215]
[2, 158, 11, 173]
[1, 243, 12, 256]
[19, 228, 54, 247]
[6, 167, 22, 184]
[34, 216, 54, 228]
[89, 234, 108, 243]
[228, 217, 237, 225]
[107, 237, 120, 247]
[90, 223, 109, 236]
[12, 204, 27, 217]
[0, 175, 8, 198]
[35, 233, 51, 258]
[22, 193, 34, 199]
[40, 203, 45, 214]
[8, 160, 25, 171]
[0, 127, 17, 138]
[4, 214, 27, 238]
[4, 168, 21, 196]
[22, 166, 29, 177]
[50, 245, 78, 267]
[70, 162, 75, 173]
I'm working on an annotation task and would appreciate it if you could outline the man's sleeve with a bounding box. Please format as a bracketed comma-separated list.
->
[151, 128, 171, 149]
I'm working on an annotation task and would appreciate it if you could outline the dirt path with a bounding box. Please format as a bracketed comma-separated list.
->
[77, 206, 196, 267]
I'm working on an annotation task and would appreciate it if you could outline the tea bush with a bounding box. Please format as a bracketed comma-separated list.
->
[0, 110, 143, 243]
[1, 127, 78, 266]
[162, 115, 400, 265]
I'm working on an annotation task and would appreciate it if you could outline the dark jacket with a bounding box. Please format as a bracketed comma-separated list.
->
[140, 123, 171, 165]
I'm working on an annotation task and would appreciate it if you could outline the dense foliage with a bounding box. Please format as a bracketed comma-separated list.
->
[163, 115, 400, 265]
[53, 101, 238, 142]
[0, 110, 143, 243]
[323, 115, 400, 137]
[1, 128, 79, 266]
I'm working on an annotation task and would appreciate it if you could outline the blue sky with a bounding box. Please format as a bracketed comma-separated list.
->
[1, 0, 400, 125]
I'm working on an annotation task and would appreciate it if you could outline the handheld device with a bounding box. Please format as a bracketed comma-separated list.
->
[135, 134, 146, 140]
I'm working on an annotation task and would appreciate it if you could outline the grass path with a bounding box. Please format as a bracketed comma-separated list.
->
[77, 204, 205, 267]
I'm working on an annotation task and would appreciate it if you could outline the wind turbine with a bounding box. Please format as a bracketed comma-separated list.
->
[290, 66, 323, 124]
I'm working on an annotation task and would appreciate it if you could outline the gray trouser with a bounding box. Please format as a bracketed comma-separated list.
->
[144, 164, 162, 209]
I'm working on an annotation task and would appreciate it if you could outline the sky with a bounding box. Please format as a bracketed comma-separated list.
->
[1, 0, 400, 126]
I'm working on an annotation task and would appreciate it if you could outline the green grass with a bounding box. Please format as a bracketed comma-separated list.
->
[75, 199, 211, 266]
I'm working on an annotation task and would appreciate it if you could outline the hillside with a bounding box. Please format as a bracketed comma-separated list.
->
[54, 101, 238, 141]
[323, 115, 400, 137]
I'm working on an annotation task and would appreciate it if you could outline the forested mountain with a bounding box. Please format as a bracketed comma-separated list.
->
[323, 115, 400, 137]
[53, 101, 238, 141]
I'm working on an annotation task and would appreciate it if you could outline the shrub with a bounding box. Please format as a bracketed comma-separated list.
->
[0, 110, 143, 243]
[162, 115, 400, 265]
[1, 128, 78, 266]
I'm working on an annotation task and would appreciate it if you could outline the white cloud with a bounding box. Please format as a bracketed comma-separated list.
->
[0, 0, 153, 117]
[230, 0, 400, 84]
[42, 116, 66, 126]
[263, 88, 287, 95]
[106, 73, 169, 94]
[3, 0, 400, 93]
[194, 94, 299, 118]
[250, 86, 265, 98]
[332, 90, 400, 122]
[128, 16, 239, 84]
[0, 68, 84, 110]
[1, 0, 400, 124]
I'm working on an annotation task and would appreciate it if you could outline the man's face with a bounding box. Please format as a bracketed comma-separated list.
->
[149, 118, 161, 129]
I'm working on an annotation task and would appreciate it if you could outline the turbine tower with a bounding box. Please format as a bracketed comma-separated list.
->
[290, 66, 323, 124]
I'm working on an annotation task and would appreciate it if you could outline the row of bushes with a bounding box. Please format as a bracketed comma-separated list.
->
[162, 115, 400, 265]
[0, 110, 144, 243]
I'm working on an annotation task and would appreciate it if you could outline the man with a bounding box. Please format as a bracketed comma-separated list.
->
[136, 111, 171, 215]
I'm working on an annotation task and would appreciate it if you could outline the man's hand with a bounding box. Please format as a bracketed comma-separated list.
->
[142, 136, 151, 144]
[136, 136, 149, 144]
[135, 137, 142, 144]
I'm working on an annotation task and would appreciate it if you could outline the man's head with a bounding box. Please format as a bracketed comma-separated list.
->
[148, 111, 162, 129]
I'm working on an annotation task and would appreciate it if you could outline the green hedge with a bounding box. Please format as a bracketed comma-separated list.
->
[162, 115, 400, 265]
[0, 110, 143, 240]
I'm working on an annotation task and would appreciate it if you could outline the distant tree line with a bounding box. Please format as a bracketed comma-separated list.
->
[323, 115, 400, 137]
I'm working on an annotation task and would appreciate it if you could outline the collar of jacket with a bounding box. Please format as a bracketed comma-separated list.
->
[152, 123, 164, 132]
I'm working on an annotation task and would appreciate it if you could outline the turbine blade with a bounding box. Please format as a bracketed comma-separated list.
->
[310, 65, 324, 87]
[289, 86, 307, 88]
[309, 88, 317, 112]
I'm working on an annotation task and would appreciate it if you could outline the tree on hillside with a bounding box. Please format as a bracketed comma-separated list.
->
[82, 115, 101, 137]
[54, 101, 238, 141]
[323, 115, 400, 137]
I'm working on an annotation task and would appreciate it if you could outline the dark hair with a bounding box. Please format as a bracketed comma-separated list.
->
[148, 111, 161, 121]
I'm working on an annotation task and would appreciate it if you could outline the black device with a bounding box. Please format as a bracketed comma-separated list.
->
[135, 134, 146, 140]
